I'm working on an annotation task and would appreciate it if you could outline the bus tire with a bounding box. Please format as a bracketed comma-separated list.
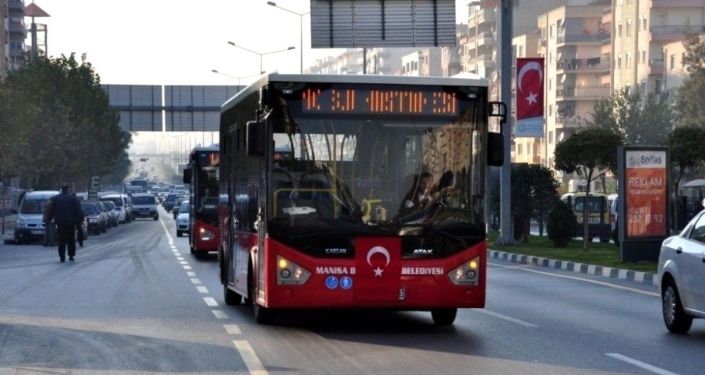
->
[431, 308, 457, 326]
[253, 303, 276, 324]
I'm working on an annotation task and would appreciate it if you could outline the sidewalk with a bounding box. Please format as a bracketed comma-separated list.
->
[488, 249, 659, 286]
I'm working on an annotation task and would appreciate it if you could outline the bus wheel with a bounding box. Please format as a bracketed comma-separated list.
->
[224, 285, 242, 305]
[253, 303, 276, 325]
[431, 308, 457, 326]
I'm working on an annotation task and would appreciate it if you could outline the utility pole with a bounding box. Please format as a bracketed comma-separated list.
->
[497, 0, 514, 245]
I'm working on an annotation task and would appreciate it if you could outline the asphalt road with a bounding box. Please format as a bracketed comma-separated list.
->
[0, 207, 703, 374]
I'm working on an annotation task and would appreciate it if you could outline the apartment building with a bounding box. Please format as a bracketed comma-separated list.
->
[612, 0, 705, 94]
[538, 2, 612, 168]
[401, 49, 442, 76]
[663, 38, 691, 97]
[6, 0, 25, 72]
[1, 0, 6, 80]
[440, 24, 468, 77]
[306, 49, 365, 75]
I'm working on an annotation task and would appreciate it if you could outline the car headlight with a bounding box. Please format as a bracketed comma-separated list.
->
[88, 218, 98, 223]
[16, 218, 25, 227]
[448, 256, 480, 286]
[199, 228, 215, 241]
[277, 256, 311, 285]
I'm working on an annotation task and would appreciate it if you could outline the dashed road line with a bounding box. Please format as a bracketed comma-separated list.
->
[183, 265, 192, 270]
[177, 256, 185, 261]
[212, 310, 229, 319]
[606, 353, 678, 375]
[204, 297, 219, 307]
[180, 261, 189, 265]
[187, 271, 196, 277]
[474, 308, 538, 328]
[224, 324, 241, 335]
[196, 286, 209, 294]
[233, 340, 268, 375]
[489, 262, 660, 298]
[191, 278, 202, 285]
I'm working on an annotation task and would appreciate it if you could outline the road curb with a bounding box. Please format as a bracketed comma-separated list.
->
[487, 250, 659, 287]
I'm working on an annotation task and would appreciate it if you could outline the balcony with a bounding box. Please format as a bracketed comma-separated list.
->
[649, 58, 665, 76]
[651, 25, 705, 42]
[8, 0, 24, 10]
[556, 85, 610, 101]
[557, 57, 609, 74]
[555, 115, 583, 128]
[8, 22, 27, 36]
[653, 0, 705, 8]
[469, 9, 496, 27]
[557, 31, 610, 45]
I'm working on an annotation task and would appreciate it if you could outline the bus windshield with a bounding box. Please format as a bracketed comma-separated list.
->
[268, 98, 487, 252]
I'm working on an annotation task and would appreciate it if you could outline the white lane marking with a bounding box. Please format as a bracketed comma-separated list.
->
[224, 324, 241, 335]
[204, 297, 218, 307]
[196, 286, 209, 294]
[474, 309, 538, 328]
[180, 261, 189, 265]
[606, 353, 679, 375]
[212, 310, 229, 319]
[177, 257, 185, 261]
[190, 278, 202, 285]
[183, 265, 192, 270]
[489, 262, 659, 298]
[187, 271, 197, 277]
[233, 340, 268, 375]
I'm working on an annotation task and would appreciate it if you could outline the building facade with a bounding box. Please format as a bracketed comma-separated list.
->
[6, 0, 25, 72]
[612, 0, 705, 94]
[663, 38, 691, 97]
[537, 2, 612, 169]
[1, 0, 6, 80]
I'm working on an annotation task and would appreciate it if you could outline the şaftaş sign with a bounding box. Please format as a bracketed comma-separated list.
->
[617, 146, 670, 262]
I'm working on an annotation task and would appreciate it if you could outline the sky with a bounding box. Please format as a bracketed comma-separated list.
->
[36, 0, 471, 86]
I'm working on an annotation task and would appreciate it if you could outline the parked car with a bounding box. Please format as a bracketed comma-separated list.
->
[101, 200, 119, 227]
[658, 210, 705, 333]
[13, 190, 59, 244]
[131, 193, 159, 220]
[82, 201, 107, 235]
[100, 194, 131, 223]
[176, 200, 190, 237]
[95, 201, 113, 231]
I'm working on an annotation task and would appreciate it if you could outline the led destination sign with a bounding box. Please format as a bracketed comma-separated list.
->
[301, 87, 459, 116]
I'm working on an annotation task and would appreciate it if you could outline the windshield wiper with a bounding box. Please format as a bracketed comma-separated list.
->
[396, 223, 468, 245]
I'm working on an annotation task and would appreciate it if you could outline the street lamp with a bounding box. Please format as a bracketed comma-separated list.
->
[210, 69, 262, 88]
[267, 1, 309, 73]
[227, 41, 295, 74]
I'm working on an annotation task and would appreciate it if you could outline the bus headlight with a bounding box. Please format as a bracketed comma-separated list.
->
[277, 255, 311, 285]
[448, 256, 480, 286]
[199, 228, 215, 241]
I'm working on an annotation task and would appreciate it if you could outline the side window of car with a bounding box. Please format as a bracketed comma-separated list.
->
[688, 213, 705, 243]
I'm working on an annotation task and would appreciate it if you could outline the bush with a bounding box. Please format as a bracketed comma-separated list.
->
[547, 200, 577, 247]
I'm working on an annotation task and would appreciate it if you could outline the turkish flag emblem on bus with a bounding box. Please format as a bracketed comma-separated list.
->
[515, 58, 544, 137]
[354, 237, 401, 302]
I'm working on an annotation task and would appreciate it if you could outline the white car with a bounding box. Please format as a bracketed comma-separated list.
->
[658, 211, 705, 333]
[130, 193, 159, 220]
[176, 200, 190, 237]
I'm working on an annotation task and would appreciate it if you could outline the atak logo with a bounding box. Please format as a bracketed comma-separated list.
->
[366, 246, 391, 277]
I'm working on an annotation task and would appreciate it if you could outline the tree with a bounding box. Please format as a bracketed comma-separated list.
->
[666, 126, 705, 229]
[511, 164, 559, 243]
[554, 127, 623, 249]
[585, 88, 672, 146]
[547, 200, 578, 248]
[678, 33, 705, 128]
[0, 53, 129, 188]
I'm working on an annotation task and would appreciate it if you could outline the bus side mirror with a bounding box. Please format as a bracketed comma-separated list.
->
[183, 167, 192, 184]
[247, 120, 266, 156]
[488, 133, 504, 166]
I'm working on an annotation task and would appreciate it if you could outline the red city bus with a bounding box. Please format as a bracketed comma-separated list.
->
[183, 146, 220, 258]
[218, 73, 504, 325]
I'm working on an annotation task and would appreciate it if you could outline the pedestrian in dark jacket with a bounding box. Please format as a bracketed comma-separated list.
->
[45, 184, 83, 262]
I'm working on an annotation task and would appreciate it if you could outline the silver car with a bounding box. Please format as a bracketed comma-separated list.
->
[658, 211, 705, 333]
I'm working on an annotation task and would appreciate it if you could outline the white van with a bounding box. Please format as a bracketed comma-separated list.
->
[14, 190, 59, 244]
[100, 194, 132, 223]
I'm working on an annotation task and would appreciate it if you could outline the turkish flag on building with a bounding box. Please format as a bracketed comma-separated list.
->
[516, 58, 545, 137]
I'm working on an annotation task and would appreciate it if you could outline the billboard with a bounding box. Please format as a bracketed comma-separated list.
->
[515, 58, 544, 138]
[618, 146, 670, 262]
[311, 0, 456, 48]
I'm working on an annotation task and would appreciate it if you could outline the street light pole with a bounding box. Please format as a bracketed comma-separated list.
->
[267, 1, 309, 73]
[211, 69, 262, 89]
[227, 41, 295, 74]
